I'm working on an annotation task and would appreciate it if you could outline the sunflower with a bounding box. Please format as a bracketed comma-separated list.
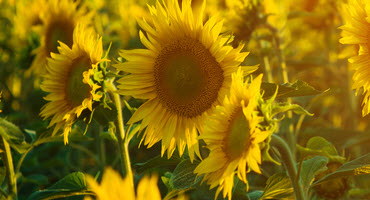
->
[30, 0, 92, 75]
[40, 24, 103, 144]
[85, 167, 186, 200]
[223, 0, 261, 46]
[14, 0, 46, 40]
[339, 0, 370, 116]
[194, 69, 271, 200]
[114, 0, 257, 161]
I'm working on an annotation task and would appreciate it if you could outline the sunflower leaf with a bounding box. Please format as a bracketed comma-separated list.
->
[299, 156, 328, 190]
[0, 118, 31, 153]
[170, 159, 202, 190]
[313, 153, 370, 186]
[135, 154, 181, 174]
[27, 172, 90, 200]
[259, 172, 294, 200]
[247, 190, 264, 200]
[271, 103, 313, 117]
[262, 80, 326, 99]
[261, 82, 294, 99]
[296, 136, 345, 163]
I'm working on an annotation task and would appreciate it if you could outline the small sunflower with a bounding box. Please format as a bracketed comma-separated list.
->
[224, 0, 261, 46]
[114, 0, 257, 161]
[14, 0, 46, 40]
[31, 0, 92, 75]
[85, 167, 186, 200]
[194, 69, 271, 200]
[40, 24, 103, 144]
[339, 0, 370, 116]
[85, 167, 160, 200]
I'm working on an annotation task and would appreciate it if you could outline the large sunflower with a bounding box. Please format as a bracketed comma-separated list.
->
[114, 0, 257, 161]
[31, 0, 92, 75]
[40, 24, 103, 144]
[339, 0, 370, 116]
[194, 69, 271, 200]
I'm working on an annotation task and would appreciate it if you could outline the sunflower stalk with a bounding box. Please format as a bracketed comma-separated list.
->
[270, 134, 305, 200]
[259, 40, 273, 83]
[106, 81, 133, 187]
[1, 136, 17, 200]
[267, 23, 296, 156]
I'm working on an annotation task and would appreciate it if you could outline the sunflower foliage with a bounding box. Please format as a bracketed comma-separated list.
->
[0, 0, 370, 200]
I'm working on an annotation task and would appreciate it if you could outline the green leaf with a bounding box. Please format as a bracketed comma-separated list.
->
[282, 80, 327, 98]
[262, 80, 326, 99]
[0, 118, 31, 153]
[261, 82, 294, 99]
[260, 172, 294, 200]
[313, 153, 370, 185]
[163, 189, 190, 200]
[170, 159, 201, 190]
[306, 137, 337, 155]
[24, 129, 37, 144]
[300, 156, 328, 189]
[247, 190, 264, 200]
[271, 103, 313, 117]
[27, 172, 88, 200]
[161, 172, 173, 191]
[296, 136, 345, 163]
[135, 155, 181, 174]
[0, 118, 24, 142]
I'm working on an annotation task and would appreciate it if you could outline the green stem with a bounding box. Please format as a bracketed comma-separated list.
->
[259, 40, 273, 83]
[99, 126, 106, 168]
[271, 134, 305, 200]
[263, 55, 273, 83]
[106, 81, 133, 187]
[1, 137, 17, 199]
[296, 156, 304, 185]
[267, 23, 296, 156]
[15, 146, 33, 176]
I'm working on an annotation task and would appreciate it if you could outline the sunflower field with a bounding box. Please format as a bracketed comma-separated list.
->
[0, 0, 370, 199]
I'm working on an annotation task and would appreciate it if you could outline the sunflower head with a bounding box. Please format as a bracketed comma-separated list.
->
[14, 0, 46, 40]
[30, 0, 93, 75]
[40, 24, 104, 144]
[194, 69, 273, 200]
[114, 0, 258, 161]
[339, 0, 370, 116]
[85, 167, 187, 200]
[85, 167, 161, 200]
[225, 0, 261, 46]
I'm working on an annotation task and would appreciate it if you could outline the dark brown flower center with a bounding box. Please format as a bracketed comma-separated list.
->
[66, 55, 91, 107]
[45, 19, 74, 55]
[154, 37, 224, 118]
[224, 108, 250, 160]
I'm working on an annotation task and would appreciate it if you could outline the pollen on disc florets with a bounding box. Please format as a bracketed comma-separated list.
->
[154, 37, 224, 118]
